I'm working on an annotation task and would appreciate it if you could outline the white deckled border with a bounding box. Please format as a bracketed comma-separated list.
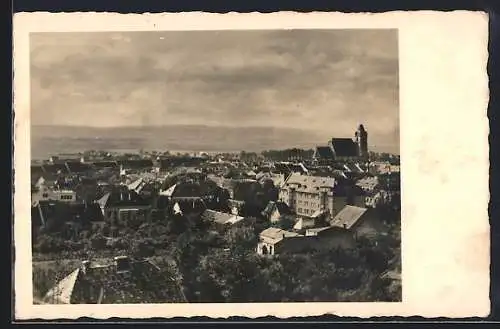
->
[13, 11, 490, 319]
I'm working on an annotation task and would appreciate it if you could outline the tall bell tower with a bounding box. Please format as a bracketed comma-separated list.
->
[355, 124, 368, 158]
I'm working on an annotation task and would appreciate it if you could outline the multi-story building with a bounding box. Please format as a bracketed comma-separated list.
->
[96, 190, 151, 224]
[32, 187, 77, 203]
[279, 173, 364, 221]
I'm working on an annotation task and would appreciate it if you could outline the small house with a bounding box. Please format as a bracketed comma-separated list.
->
[170, 197, 206, 218]
[329, 205, 381, 239]
[261, 201, 293, 223]
[201, 209, 245, 232]
[256, 227, 304, 256]
[96, 190, 151, 224]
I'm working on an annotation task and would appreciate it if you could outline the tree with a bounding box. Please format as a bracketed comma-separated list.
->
[224, 224, 257, 252]
[132, 239, 155, 258]
[166, 214, 189, 236]
[34, 234, 65, 254]
[246, 216, 270, 236]
[276, 215, 295, 230]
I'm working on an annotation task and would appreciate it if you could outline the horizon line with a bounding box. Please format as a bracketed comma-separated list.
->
[31, 123, 323, 129]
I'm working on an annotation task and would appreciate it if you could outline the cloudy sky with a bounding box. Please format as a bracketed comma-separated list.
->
[30, 29, 399, 149]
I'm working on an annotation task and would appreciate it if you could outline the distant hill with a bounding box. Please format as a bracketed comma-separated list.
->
[30, 125, 399, 160]
[30, 125, 327, 159]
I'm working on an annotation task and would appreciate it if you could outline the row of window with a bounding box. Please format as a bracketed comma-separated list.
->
[297, 207, 315, 215]
[293, 191, 328, 199]
[297, 200, 320, 208]
[41, 193, 74, 200]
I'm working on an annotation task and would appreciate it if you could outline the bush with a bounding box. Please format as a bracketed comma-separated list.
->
[224, 225, 257, 252]
[132, 239, 155, 258]
[34, 235, 65, 254]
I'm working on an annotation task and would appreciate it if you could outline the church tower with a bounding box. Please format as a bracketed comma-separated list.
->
[355, 124, 368, 158]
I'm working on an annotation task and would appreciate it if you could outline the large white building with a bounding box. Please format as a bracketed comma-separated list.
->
[278, 173, 364, 225]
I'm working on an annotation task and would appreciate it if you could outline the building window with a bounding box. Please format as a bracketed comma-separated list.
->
[42, 193, 48, 198]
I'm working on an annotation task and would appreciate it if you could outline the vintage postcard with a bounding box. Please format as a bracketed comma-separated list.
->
[13, 11, 490, 320]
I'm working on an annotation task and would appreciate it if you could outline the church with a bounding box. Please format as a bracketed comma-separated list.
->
[313, 124, 368, 163]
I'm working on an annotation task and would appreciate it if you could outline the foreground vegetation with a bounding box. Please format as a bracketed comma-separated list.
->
[32, 204, 401, 302]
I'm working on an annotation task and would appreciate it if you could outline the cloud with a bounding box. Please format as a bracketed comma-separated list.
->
[30, 29, 399, 151]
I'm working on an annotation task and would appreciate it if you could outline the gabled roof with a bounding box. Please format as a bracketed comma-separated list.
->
[127, 178, 146, 193]
[31, 174, 46, 187]
[97, 190, 151, 208]
[44, 268, 80, 304]
[256, 172, 272, 183]
[159, 184, 177, 197]
[259, 227, 303, 244]
[330, 138, 359, 157]
[273, 162, 308, 175]
[97, 192, 111, 208]
[261, 201, 292, 218]
[283, 173, 337, 194]
[330, 205, 368, 229]
[43, 258, 186, 304]
[261, 201, 276, 218]
[201, 209, 244, 225]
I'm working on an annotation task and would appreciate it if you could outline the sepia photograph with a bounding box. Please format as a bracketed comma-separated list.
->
[13, 11, 490, 319]
[29, 29, 401, 304]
